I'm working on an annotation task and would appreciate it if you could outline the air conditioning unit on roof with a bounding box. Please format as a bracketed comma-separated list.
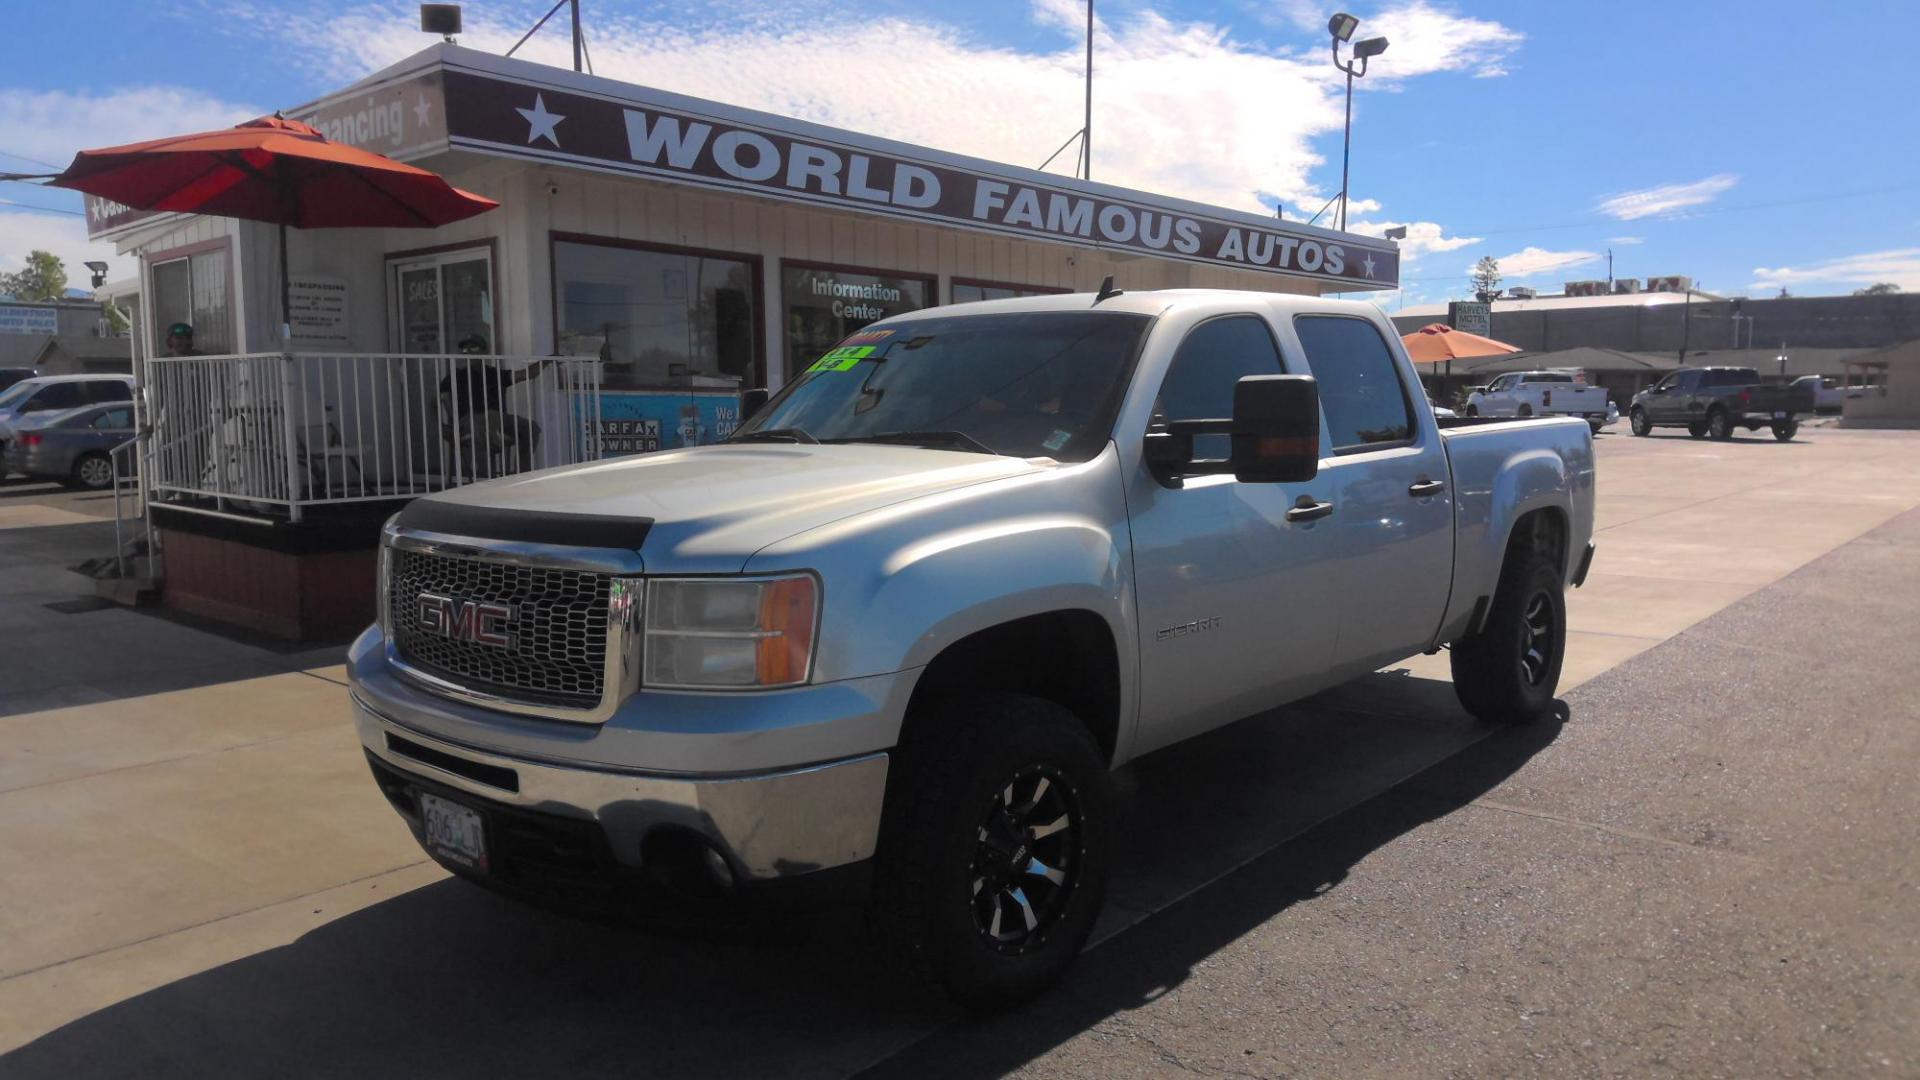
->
[1612, 278, 1641, 294]
[1646, 275, 1692, 293]
[1506, 286, 1537, 299]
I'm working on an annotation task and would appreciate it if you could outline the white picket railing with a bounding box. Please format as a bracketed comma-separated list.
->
[144, 352, 604, 520]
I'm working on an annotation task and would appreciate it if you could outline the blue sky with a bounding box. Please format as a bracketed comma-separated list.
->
[3, 0, 1917, 304]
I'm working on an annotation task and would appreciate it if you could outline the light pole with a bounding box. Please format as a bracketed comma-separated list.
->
[1328, 13, 1388, 232]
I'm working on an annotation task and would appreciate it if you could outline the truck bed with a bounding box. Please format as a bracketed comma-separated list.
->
[1433, 416, 1597, 646]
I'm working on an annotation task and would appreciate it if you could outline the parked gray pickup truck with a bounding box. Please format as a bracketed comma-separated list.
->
[349, 289, 1596, 1006]
[1628, 366, 1815, 440]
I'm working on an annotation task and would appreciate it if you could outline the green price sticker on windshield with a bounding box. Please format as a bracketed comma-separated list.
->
[807, 345, 875, 373]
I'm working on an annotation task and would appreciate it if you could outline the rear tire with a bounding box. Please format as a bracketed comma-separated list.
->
[870, 693, 1112, 1011]
[1772, 420, 1799, 441]
[72, 452, 115, 490]
[1465, 405, 1479, 418]
[1450, 553, 1565, 725]
[1517, 404, 1534, 418]
[1629, 407, 1651, 436]
[1707, 409, 1733, 440]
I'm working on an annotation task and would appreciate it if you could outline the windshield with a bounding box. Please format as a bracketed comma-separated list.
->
[737, 311, 1150, 461]
[0, 381, 36, 410]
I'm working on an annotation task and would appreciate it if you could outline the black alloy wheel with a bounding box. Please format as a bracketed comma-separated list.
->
[1519, 591, 1556, 688]
[969, 765, 1082, 953]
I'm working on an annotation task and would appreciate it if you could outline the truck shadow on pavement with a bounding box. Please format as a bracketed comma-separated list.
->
[0, 676, 1563, 1080]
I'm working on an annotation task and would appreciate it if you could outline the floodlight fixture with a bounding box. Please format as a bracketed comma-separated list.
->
[1327, 13, 1358, 42]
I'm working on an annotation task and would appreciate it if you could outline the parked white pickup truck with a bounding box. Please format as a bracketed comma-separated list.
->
[1465, 370, 1612, 432]
[349, 289, 1596, 1007]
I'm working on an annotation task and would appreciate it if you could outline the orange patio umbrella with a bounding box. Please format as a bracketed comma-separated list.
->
[47, 115, 498, 339]
[1400, 322, 1522, 364]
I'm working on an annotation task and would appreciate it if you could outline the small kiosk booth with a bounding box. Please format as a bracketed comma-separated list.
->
[89, 44, 1402, 639]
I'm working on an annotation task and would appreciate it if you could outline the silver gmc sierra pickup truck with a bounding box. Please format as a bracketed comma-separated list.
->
[349, 288, 1595, 1007]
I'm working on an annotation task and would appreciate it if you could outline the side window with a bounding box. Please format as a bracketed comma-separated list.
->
[1294, 315, 1416, 452]
[1486, 375, 1510, 392]
[93, 407, 134, 429]
[89, 381, 133, 403]
[1152, 315, 1285, 458]
[33, 383, 84, 410]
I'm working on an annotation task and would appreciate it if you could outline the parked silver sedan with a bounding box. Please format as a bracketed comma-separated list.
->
[1, 403, 135, 489]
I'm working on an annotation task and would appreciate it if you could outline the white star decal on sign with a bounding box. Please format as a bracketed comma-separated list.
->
[414, 93, 433, 128]
[1362, 253, 1377, 279]
[517, 94, 565, 148]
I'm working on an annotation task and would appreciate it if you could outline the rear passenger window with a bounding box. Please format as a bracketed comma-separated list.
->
[1152, 315, 1285, 459]
[1294, 316, 1415, 451]
[89, 381, 133, 403]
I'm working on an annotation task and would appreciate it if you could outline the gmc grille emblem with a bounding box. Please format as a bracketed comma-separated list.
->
[416, 593, 516, 649]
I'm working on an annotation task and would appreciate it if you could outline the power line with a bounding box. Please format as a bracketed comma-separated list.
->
[0, 197, 85, 217]
[0, 148, 63, 170]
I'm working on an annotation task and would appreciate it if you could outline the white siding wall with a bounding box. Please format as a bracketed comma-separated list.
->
[131, 158, 1333, 387]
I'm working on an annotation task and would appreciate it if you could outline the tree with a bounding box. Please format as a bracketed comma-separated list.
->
[0, 250, 68, 302]
[1854, 282, 1900, 296]
[1470, 256, 1502, 302]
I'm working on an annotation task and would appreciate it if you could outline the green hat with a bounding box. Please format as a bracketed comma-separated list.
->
[168, 322, 194, 337]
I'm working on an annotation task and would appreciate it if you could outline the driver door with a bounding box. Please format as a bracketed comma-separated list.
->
[1126, 314, 1346, 756]
[1483, 374, 1516, 415]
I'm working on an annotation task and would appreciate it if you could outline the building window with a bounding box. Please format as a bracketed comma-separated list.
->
[782, 263, 932, 379]
[951, 279, 1069, 305]
[389, 246, 494, 355]
[151, 248, 232, 354]
[553, 237, 759, 391]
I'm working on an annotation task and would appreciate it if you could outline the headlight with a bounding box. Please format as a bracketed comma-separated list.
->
[643, 574, 818, 689]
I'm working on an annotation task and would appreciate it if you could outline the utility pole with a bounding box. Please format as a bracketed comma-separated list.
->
[1678, 287, 1692, 365]
[1339, 67, 1353, 229]
[1606, 248, 1613, 291]
[570, 0, 582, 72]
[1082, 1, 1093, 180]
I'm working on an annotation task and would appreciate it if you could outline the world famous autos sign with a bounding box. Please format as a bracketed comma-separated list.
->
[437, 67, 1399, 288]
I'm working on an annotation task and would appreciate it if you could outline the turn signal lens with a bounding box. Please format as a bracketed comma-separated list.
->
[756, 576, 817, 686]
[643, 575, 818, 689]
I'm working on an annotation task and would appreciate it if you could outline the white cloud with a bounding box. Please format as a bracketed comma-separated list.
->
[0, 209, 123, 288]
[212, 0, 1519, 216]
[0, 86, 261, 170]
[1596, 174, 1738, 221]
[1608, 236, 1644, 245]
[1749, 248, 1920, 295]
[1361, 2, 1525, 80]
[1476, 246, 1603, 280]
[1347, 218, 1482, 261]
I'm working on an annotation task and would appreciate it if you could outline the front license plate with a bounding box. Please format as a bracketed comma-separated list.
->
[420, 792, 488, 872]
[1773, 410, 1787, 419]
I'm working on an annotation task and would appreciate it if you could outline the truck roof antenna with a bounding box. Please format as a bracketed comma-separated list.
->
[1094, 276, 1123, 304]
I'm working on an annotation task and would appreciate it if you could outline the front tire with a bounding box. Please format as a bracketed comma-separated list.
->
[1450, 553, 1566, 725]
[871, 694, 1112, 1010]
[1773, 420, 1799, 441]
[1629, 407, 1651, 436]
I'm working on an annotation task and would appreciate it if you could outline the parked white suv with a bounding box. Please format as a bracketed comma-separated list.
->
[1466, 371, 1611, 432]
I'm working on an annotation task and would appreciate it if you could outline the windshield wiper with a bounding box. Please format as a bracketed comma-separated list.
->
[729, 427, 818, 445]
[826, 430, 996, 455]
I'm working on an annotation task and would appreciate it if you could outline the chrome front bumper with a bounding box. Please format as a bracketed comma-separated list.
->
[353, 692, 889, 881]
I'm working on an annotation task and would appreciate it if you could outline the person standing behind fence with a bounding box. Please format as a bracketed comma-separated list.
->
[439, 336, 553, 479]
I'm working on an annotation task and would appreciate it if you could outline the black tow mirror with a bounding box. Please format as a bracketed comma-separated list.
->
[1143, 374, 1320, 485]
[740, 387, 771, 421]
[1230, 375, 1320, 483]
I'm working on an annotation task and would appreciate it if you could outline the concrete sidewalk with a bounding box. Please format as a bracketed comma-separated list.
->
[1, 428, 1917, 1076]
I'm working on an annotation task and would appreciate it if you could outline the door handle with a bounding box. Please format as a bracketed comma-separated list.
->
[1408, 478, 1446, 498]
[1286, 497, 1335, 523]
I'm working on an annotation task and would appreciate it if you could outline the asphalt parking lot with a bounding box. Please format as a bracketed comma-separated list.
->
[2, 424, 1917, 1078]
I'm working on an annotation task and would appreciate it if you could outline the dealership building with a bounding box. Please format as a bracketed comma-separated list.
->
[85, 43, 1401, 637]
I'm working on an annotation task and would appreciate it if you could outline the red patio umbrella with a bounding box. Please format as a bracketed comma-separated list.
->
[48, 115, 498, 341]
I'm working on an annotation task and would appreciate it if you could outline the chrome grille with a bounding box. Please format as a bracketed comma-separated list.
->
[388, 548, 612, 708]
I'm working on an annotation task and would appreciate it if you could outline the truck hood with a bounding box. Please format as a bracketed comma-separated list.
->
[408, 443, 1050, 572]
